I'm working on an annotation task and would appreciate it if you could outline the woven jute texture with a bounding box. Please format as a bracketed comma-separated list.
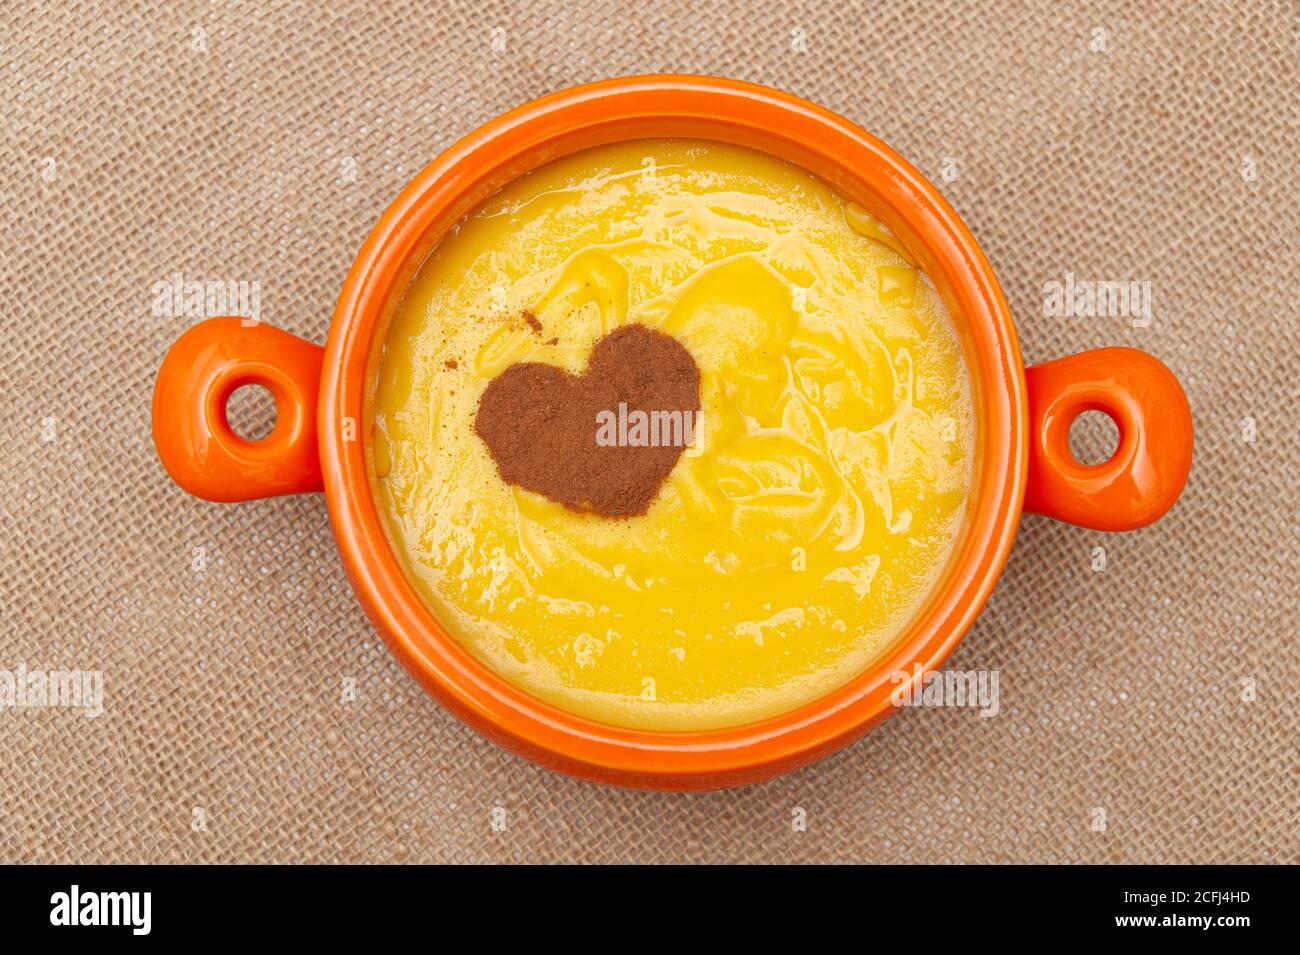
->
[2, 0, 1296, 864]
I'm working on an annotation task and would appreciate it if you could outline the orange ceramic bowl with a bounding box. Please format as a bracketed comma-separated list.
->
[153, 75, 1193, 790]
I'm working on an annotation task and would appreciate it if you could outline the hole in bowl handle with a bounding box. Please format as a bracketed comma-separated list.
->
[1024, 347, 1193, 531]
[152, 317, 324, 502]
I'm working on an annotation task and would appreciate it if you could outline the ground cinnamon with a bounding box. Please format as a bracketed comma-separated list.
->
[474, 324, 701, 517]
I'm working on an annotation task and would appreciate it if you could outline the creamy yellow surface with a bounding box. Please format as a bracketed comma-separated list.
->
[374, 140, 973, 730]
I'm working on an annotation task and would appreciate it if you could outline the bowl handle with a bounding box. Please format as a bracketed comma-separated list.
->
[1023, 347, 1193, 531]
[152, 317, 324, 502]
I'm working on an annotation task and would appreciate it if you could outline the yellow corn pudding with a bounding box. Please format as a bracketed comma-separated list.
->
[373, 139, 973, 730]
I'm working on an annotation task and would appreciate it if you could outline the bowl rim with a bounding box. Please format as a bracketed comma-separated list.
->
[318, 74, 1027, 788]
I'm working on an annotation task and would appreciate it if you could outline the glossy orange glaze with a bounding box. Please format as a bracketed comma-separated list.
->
[1024, 347, 1193, 530]
[153, 318, 323, 501]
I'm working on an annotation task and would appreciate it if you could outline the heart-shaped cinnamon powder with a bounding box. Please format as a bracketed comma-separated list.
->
[474, 324, 701, 517]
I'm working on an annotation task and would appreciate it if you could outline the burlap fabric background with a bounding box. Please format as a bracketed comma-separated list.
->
[2, 0, 1296, 864]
